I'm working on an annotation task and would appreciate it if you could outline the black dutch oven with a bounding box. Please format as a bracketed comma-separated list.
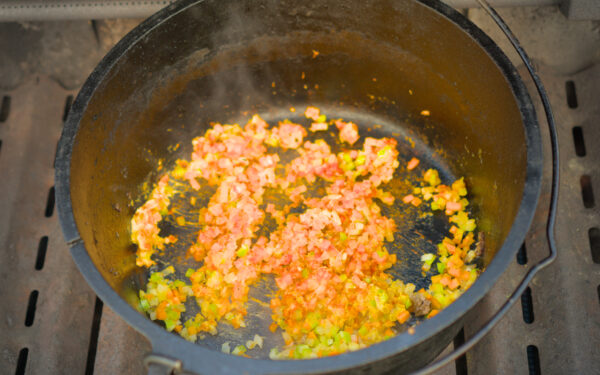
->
[55, 0, 544, 373]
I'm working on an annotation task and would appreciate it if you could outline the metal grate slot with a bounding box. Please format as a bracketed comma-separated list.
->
[580, 175, 595, 208]
[35, 236, 49, 270]
[63, 95, 74, 122]
[589, 228, 600, 264]
[25, 290, 39, 327]
[85, 298, 104, 375]
[0, 95, 10, 122]
[44, 186, 55, 217]
[453, 328, 468, 375]
[15, 348, 29, 375]
[571, 126, 586, 157]
[91, 20, 101, 46]
[565, 81, 578, 109]
[526, 345, 541, 375]
[516, 243, 528, 265]
[521, 287, 534, 324]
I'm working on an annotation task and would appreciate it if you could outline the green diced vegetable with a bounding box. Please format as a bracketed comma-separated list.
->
[232, 345, 247, 355]
[437, 262, 446, 274]
[236, 244, 249, 257]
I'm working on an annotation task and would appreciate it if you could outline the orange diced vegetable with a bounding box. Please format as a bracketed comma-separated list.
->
[407, 157, 420, 171]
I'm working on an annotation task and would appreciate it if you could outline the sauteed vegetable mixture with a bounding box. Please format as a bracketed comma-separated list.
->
[131, 107, 481, 359]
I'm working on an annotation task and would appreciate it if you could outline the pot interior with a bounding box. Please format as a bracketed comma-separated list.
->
[66, 0, 532, 359]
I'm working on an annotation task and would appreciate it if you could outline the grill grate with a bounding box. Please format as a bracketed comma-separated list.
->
[0, 77, 97, 375]
[0, 18, 599, 375]
[462, 63, 600, 375]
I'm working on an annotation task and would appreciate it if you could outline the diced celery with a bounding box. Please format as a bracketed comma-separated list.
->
[424, 168, 441, 186]
[437, 243, 448, 257]
[436, 262, 446, 274]
[358, 325, 369, 336]
[232, 345, 247, 355]
[165, 319, 176, 331]
[269, 348, 280, 359]
[221, 342, 231, 354]
[431, 283, 444, 294]
[355, 154, 366, 166]
[140, 298, 150, 311]
[166, 309, 179, 321]
[149, 272, 163, 283]
[465, 219, 476, 232]
[421, 253, 436, 265]
[340, 331, 351, 343]
[236, 244, 249, 257]
[172, 165, 186, 179]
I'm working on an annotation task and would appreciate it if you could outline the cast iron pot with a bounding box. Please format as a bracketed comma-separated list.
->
[55, 0, 542, 373]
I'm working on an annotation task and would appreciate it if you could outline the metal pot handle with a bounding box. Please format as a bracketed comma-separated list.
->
[409, 0, 560, 373]
[144, 354, 184, 375]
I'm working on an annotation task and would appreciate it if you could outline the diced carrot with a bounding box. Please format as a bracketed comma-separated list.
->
[450, 254, 464, 267]
[411, 197, 422, 207]
[403, 194, 415, 204]
[462, 233, 475, 248]
[428, 309, 439, 318]
[460, 270, 471, 281]
[397, 310, 411, 324]
[440, 275, 451, 286]
[446, 201, 462, 212]
[446, 243, 456, 254]
[430, 297, 442, 310]
[269, 322, 278, 332]
[407, 157, 420, 171]
[156, 303, 167, 320]
[448, 278, 460, 290]
[448, 267, 461, 278]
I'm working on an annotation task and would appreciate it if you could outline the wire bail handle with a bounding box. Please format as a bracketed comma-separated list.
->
[410, 0, 559, 373]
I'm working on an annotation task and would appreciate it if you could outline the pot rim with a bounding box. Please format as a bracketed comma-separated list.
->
[55, 0, 542, 373]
